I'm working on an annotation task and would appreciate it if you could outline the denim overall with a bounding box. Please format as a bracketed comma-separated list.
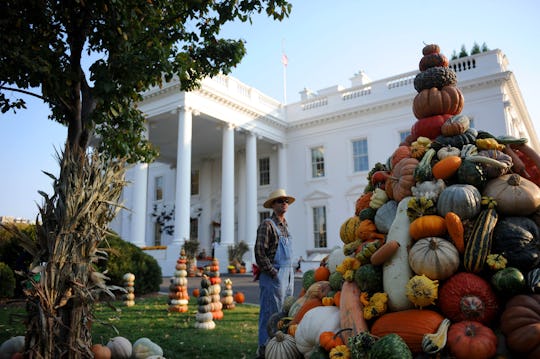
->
[258, 218, 294, 347]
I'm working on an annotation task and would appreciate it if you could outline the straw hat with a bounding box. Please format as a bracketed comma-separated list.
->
[263, 189, 296, 208]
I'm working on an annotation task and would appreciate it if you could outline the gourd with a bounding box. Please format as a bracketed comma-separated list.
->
[387, 158, 419, 202]
[438, 272, 499, 325]
[265, 331, 302, 359]
[327, 246, 347, 274]
[339, 216, 362, 244]
[106, 336, 132, 359]
[432, 155, 461, 180]
[411, 114, 451, 139]
[483, 174, 540, 216]
[445, 212, 464, 254]
[389, 145, 412, 168]
[354, 263, 382, 294]
[463, 197, 498, 273]
[500, 294, 540, 358]
[405, 274, 439, 308]
[476, 149, 512, 178]
[413, 148, 436, 182]
[132, 337, 163, 359]
[314, 265, 330, 281]
[440, 114, 470, 136]
[491, 267, 526, 296]
[446, 321, 497, 359]
[409, 237, 459, 280]
[408, 215, 447, 241]
[369, 333, 413, 359]
[382, 197, 414, 311]
[411, 179, 446, 202]
[422, 318, 451, 354]
[0, 336, 25, 359]
[294, 306, 341, 356]
[431, 128, 478, 151]
[528, 268, 540, 294]
[414, 67, 458, 92]
[374, 200, 397, 233]
[419, 52, 449, 71]
[436, 184, 482, 220]
[412, 86, 463, 119]
[370, 309, 444, 353]
[437, 145, 461, 159]
[370, 240, 400, 266]
[91, 344, 112, 359]
[491, 216, 540, 272]
[339, 281, 367, 343]
[456, 159, 487, 188]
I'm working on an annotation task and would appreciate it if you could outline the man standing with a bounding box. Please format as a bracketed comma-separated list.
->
[254, 189, 296, 358]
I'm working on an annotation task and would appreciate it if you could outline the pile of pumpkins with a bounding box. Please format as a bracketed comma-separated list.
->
[263, 44, 540, 359]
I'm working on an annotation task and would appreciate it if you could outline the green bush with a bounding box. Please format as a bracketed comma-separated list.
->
[0, 262, 16, 298]
[0, 224, 36, 297]
[99, 234, 162, 295]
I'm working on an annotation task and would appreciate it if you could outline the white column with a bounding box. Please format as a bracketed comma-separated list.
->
[278, 143, 287, 189]
[199, 159, 213, 253]
[130, 163, 148, 247]
[173, 106, 192, 244]
[245, 131, 258, 265]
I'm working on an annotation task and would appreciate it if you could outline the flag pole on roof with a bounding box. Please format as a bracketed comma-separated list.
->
[281, 38, 288, 105]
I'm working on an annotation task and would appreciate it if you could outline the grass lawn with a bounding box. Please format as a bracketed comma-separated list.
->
[1, 294, 261, 358]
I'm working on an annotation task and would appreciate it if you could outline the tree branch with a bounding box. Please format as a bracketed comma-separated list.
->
[0, 85, 45, 101]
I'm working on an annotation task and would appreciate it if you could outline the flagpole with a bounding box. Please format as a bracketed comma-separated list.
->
[281, 39, 287, 105]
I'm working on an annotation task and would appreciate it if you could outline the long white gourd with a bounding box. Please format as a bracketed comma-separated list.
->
[383, 196, 414, 311]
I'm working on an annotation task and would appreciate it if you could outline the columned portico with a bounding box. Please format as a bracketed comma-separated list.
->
[130, 163, 148, 247]
[215, 123, 235, 268]
[173, 106, 193, 244]
[245, 131, 258, 265]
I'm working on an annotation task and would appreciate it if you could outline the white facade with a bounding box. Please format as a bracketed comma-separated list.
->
[110, 49, 540, 276]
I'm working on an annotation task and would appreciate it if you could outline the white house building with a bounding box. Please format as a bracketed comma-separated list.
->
[109, 49, 540, 276]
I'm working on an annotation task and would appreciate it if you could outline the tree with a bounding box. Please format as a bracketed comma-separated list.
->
[459, 44, 469, 58]
[0, 1, 291, 358]
[470, 41, 481, 55]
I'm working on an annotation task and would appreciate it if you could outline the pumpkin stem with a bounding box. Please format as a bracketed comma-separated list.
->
[507, 173, 521, 186]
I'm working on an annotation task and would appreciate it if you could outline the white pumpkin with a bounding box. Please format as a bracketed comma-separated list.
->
[294, 306, 340, 356]
[327, 246, 346, 274]
[106, 336, 132, 359]
[132, 337, 164, 359]
[0, 336, 25, 359]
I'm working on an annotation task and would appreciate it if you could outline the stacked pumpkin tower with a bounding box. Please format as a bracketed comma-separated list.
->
[206, 258, 224, 320]
[220, 278, 236, 310]
[267, 44, 540, 359]
[194, 275, 216, 329]
[167, 249, 190, 313]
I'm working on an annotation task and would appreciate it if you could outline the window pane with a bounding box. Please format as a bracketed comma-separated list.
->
[190, 218, 198, 240]
[352, 139, 369, 172]
[311, 146, 325, 178]
[191, 170, 199, 195]
[259, 157, 270, 186]
[155, 176, 163, 201]
[312, 206, 327, 248]
[154, 222, 162, 246]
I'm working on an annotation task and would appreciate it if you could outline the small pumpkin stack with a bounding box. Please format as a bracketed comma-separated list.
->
[194, 275, 216, 329]
[205, 258, 224, 320]
[167, 249, 189, 313]
[220, 278, 235, 309]
[122, 272, 135, 307]
[278, 44, 540, 359]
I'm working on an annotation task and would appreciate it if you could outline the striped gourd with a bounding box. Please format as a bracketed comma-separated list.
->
[463, 197, 498, 273]
[339, 216, 362, 244]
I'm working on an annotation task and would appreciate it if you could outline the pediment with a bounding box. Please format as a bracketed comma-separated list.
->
[303, 190, 331, 202]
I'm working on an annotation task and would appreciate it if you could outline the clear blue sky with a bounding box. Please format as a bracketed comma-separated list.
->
[1, 0, 539, 220]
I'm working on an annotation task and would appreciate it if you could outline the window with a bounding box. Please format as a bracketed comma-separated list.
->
[191, 170, 199, 195]
[259, 211, 271, 223]
[154, 176, 163, 201]
[399, 130, 411, 144]
[190, 218, 198, 240]
[153, 222, 162, 246]
[352, 139, 369, 172]
[311, 146, 325, 178]
[259, 157, 270, 186]
[312, 206, 327, 248]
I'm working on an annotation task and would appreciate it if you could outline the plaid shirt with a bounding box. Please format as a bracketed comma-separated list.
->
[254, 213, 289, 278]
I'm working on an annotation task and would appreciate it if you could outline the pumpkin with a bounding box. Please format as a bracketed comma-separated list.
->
[437, 145, 461, 160]
[491, 216, 540, 272]
[327, 247, 347, 274]
[412, 87, 462, 119]
[387, 158, 419, 202]
[446, 321, 497, 359]
[409, 237, 459, 280]
[314, 265, 331, 281]
[132, 337, 163, 359]
[265, 331, 302, 359]
[0, 336, 25, 359]
[491, 267, 526, 296]
[91, 344, 112, 359]
[405, 274, 439, 308]
[440, 114, 470, 136]
[436, 184, 482, 220]
[233, 291, 245, 303]
[419, 52, 449, 71]
[370, 309, 444, 353]
[106, 336, 132, 359]
[422, 44, 440, 55]
[410, 114, 451, 140]
[319, 330, 346, 351]
[294, 306, 341, 356]
[355, 192, 373, 215]
[414, 67, 458, 93]
[389, 145, 412, 168]
[374, 200, 397, 234]
[329, 344, 351, 359]
[500, 294, 540, 358]
[408, 215, 447, 241]
[483, 174, 540, 216]
[432, 155, 461, 180]
[438, 272, 499, 325]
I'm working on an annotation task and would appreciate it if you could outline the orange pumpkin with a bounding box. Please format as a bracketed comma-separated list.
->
[91, 344, 112, 359]
[447, 321, 497, 359]
[409, 215, 447, 241]
[412, 86, 464, 119]
[192, 288, 200, 297]
[314, 266, 331, 281]
[390, 145, 412, 168]
[234, 291, 245, 304]
[319, 330, 344, 351]
[355, 192, 373, 215]
[387, 157, 419, 202]
[333, 291, 341, 308]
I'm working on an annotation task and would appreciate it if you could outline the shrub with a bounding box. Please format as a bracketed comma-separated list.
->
[0, 224, 36, 297]
[0, 262, 16, 298]
[99, 234, 162, 295]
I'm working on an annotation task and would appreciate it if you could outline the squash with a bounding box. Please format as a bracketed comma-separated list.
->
[329, 345, 351, 359]
[419, 52, 449, 71]
[405, 274, 439, 308]
[355, 192, 373, 215]
[500, 294, 540, 359]
[411, 179, 446, 202]
[294, 306, 341, 356]
[290, 297, 323, 325]
[132, 337, 163, 359]
[354, 263, 382, 294]
[432, 155, 461, 180]
[483, 174, 540, 216]
[389, 145, 412, 168]
[438, 272, 499, 325]
[447, 321, 497, 359]
[369, 333, 413, 359]
[314, 265, 331, 281]
[411, 115, 451, 140]
[475, 149, 512, 178]
[445, 211, 465, 254]
[0, 336, 25, 359]
[327, 246, 347, 274]
[406, 196, 437, 221]
[463, 197, 498, 273]
[422, 43, 441, 55]
[413, 148, 436, 182]
[491, 267, 526, 296]
[370, 240, 400, 266]
[422, 318, 451, 354]
[382, 197, 414, 311]
[265, 331, 302, 359]
[440, 114, 470, 136]
[527, 268, 540, 294]
[457, 159, 487, 189]
[408, 215, 447, 241]
[106, 336, 132, 359]
[412, 86, 462, 119]
[437, 145, 461, 160]
[413, 68, 458, 92]
[374, 200, 397, 234]
[91, 344, 112, 359]
[339, 281, 367, 343]
[436, 184, 482, 220]
[431, 128, 478, 151]
[370, 309, 444, 353]
[409, 237, 459, 280]
[491, 216, 540, 272]
[387, 158, 419, 202]
[339, 216, 362, 244]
